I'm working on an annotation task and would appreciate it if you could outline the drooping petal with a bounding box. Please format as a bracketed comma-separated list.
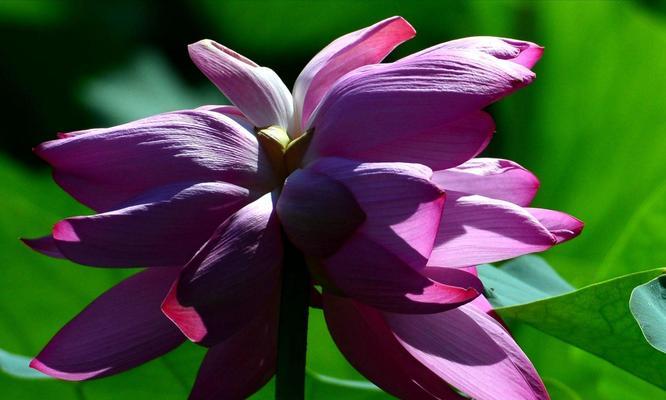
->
[385, 303, 549, 400]
[30, 267, 184, 381]
[305, 48, 535, 165]
[36, 110, 275, 212]
[21, 235, 64, 259]
[189, 40, 293, 130]
[293, 16, 415, 131]
[428, 192, 557, 268]
[323, 293, 466, 400]
[188, 302, 278, 400]
[52, 182, 252, 267]
[527, 208, 584, 244]
[417, 36, 544, 68]
[433, 158, 539, 206]
[288, 158, 478, 313]
[162, 193, 282, 346]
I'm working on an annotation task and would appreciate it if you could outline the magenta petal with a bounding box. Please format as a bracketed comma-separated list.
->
[37, 110, 275, 212]
[31, 267, 185, 381]
[189, 40, 293, 130]
[305, 48, 534, 165]
[429, 192, 557, 268]
[323, 232, 480, 313]
[293, 16, 415, 131]
[385, 303, 549, 400]
[421, 36, 544, 68]
[527, 208, 584, 243]
[433, 158, 539, 206]
[162, 193, 282, 345]
[277, 168, 366, 258]
[52, 182, 252, 267]
[322, 293, 466, 400]
[21, 235, 64, 258]
[189, 302, 277, 400]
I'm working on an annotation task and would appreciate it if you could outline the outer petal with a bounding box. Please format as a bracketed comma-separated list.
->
[189, 40, 293, 130]
[52, 182, 252, 267]
[323, 293, 466, 400]
[162, 193, 282, 346]
[293, 16, 415, 131]
[433, 158, 539, 206]
[30, 267, 185, 381]
[21, 235, 64, 259]
[428, 192, 558, 268]
[188, 303, 277, 400]
[289, 158, 479, 313]
[385, 303, 549, 400]
[305, 48, 535, 165]
[527, 208, 584, 244]
[37, 110, 275, 212]
[418, 36, 544, 68]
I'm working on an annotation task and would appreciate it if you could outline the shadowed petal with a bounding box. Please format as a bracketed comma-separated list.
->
[527, 208, 584, 244]
[418, 36, 544, 68]
[36, 110, 275, 212]
[385, 303, 549, 400]
[21, 235, 64, 259]
[52, 182, 252, 267]
[305, 48, 535, 165]
[30, 267, 185, 381]
[429, 192, 557, 268]
[433, 158, 539, 206]
[188, 300, 278, 400]
[323, 293, 467, 400]
[293, 16, 415, 131]
[189, 40, 293, 130]
[162, 193, 282, 345]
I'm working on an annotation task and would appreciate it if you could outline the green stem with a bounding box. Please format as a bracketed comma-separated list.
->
[275, 237, 311, 400]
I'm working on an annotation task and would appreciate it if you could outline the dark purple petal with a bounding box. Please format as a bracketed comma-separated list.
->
[52, 182, 252, 267]
[21, 235, 64, 259]
[36, 110, 275, 212]
[31, 267, 185, 381]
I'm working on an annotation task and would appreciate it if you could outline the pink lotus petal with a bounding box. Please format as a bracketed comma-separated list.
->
[52, 182, 252, 267]
[277, 167, 366, 258]
[417, 36, 543, 68]
[527, 208, 584, 243]
[323, 293, 467, 400]
[294, 16, 415, 131]
[37, 110, 275, 212]
[189, 40, 293, 130]
[385, 303, 549, 400]
[189, 299, 278, 400]
[163, 193, 282, 346]
[21, 235, 64, 259]
[305, 48, 535, 165]
[429, 192, 557, 268]
[196, 104, 254, 131]
[433, 158, 539, 206]
[31, 267, 185, 381]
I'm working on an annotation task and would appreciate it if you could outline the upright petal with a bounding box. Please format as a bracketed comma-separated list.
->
[189, 40, 293, 130]
[37, 110, 275, 212]
[52, 182, 252, 267]
[417, 37, 544, 68]
[189, 303, 278, 400]
[323, 293, 466, 400]
[31, 267, 185, 381]
[162, 193, 282, 346]
[428, 192, 557, 268]
[293, 16, 415, 131]
[305, 48, 535, 166]
[385, 303, 549, 400]
[433, 158, 539, 206]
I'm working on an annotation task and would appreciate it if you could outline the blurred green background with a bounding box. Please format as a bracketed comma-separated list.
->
[1, 0, 665, 398]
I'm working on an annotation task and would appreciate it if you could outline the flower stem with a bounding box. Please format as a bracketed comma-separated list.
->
[275, 237, 311, 400]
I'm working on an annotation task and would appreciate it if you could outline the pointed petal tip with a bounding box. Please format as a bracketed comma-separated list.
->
[52, 220, 79, 242]
[29, 358, 104, 381]
[21, 236, 65, 258]
[161, 282, 208, 344]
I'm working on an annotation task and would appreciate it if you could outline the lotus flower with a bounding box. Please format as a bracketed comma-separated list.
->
[24, 16, 582, 400]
